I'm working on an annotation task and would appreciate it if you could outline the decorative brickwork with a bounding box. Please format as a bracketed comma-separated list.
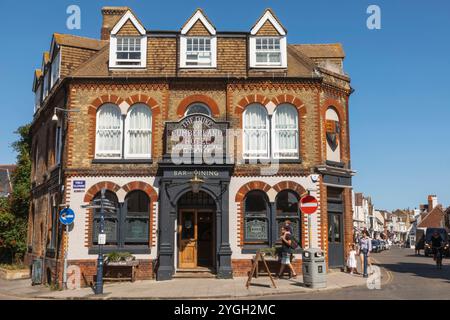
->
[176, 94, 220, 118]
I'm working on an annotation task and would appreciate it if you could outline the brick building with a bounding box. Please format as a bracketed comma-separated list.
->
[26, 7, 354, 285]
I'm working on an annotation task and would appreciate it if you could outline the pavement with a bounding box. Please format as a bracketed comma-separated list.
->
[0, 268, 368, 300]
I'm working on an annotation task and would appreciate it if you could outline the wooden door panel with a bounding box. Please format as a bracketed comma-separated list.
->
[179, 211, 197, 269]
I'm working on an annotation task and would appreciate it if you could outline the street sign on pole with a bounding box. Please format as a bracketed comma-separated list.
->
[59, 208, 75, 225]
[299, 195, 319, 249]
[299, 195, 319, 215]
[58, 207, 74, 290]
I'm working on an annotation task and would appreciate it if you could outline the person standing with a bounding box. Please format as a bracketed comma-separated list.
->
[346, 244, 358, 275]
[277, 226, 297, 279]
[359, 231, 372, 278]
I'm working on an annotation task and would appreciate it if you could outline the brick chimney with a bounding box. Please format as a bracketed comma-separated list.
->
[101, 7, 130, 40]
[427, 195, 438, 212]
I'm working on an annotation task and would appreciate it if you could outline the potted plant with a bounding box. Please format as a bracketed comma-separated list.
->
[104, 252, 136, 266]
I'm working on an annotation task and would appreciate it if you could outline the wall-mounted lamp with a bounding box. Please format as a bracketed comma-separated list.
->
[190, 173, 204, 194]
[52, 107, 80, 122]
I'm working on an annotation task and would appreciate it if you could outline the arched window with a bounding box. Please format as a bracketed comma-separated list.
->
[185, 103, 211, 117]
[272, 104, 299, 159]
[325, 107, 341, 162]
[125, 191, 150, 245]
[125, 104, 152, 158]
[244, 191, 269, 243]
[276, 190, 301, 240]
[95, 104, 122, 159]
[243, 104, 269, 159]
[92, 190, 119, 245]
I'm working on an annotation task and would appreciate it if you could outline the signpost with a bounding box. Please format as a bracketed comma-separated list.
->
[81, 189, 116, 295]
[299, 195, 319, 249]
[59, 207, 75, 289]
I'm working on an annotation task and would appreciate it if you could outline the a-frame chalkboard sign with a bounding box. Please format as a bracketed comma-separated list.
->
[245, 251, 277, 289]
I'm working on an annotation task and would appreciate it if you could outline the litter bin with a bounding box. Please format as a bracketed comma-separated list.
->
[302, 248, 327, 288]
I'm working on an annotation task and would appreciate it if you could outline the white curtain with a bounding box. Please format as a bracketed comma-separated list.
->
[273, 104, 298, 158]
[244, 104, 269, 158]
[96, 104, 122, 158]
[127, 104, 152, 158]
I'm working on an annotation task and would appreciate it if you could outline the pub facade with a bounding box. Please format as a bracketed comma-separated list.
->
[27, 7, 354, 285]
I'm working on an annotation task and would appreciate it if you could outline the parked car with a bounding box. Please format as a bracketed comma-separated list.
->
[371, 239, 381, 253]
[424, 228, 450, 257]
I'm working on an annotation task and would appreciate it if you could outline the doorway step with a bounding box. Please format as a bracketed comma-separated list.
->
[173, 267, 216, 279]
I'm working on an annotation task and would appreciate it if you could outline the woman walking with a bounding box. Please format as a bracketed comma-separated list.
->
[277, 226, 297, 279]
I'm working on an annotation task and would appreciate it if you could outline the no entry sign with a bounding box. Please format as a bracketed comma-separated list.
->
[299, 195, 318, 215]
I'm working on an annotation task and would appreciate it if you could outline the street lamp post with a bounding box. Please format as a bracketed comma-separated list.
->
[95, 189, 106, 295]
[81, 188, 116, 295]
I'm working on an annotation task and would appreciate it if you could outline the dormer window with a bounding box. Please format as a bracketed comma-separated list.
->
[108, 10, 147, 69]
[180, 9, 217, 69]
[186, 37, 212, 67]
[255, 37, 281, 66]
[116, 37, 142, 65]
[249, 9, 287, 69]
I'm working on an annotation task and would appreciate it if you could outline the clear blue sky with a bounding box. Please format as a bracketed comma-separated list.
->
[0, 0, 449, 211]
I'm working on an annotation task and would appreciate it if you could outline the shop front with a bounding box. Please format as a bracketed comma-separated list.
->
[156, 114, 234, 280]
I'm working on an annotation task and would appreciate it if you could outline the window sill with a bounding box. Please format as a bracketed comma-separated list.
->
[242, 244, 270, 254]
[92, 159, 153, 164]
[179, 66, 217, 70]
[88, 246, 151, 255]
[241, 158, 302, 164]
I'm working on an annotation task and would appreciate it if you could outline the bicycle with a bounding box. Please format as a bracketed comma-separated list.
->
[434, 245, 447, 269]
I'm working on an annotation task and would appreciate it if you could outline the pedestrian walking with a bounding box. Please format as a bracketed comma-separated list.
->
[277, 226, 297, 279]
[346, 244, 358, 275]
[359, 231, 372, 278]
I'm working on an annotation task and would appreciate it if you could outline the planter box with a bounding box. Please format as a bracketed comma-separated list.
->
[0, 267, 30, 280]
[103, 260, 139, 282]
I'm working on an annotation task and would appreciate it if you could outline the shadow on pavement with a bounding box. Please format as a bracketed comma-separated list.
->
[381, 261, 450, 283]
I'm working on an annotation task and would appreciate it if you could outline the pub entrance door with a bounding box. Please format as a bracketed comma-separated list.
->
[327, 187, 345, 267]
[177, 192, 216, 270]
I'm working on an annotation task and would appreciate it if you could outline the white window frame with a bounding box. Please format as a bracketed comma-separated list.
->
[243, 104, 270, 160]
[34, 84, 42, 113]
[249, 36, 287, 68]
[271, 104, 299, 159]
[184, 103, 212, 117]
[43, 72, 50, 99]
[95, 104, 123, 159]
[180, 36, 217, 68]
[50, 51, 61, 88]
[124, 105, 152, 159]
[109, 35, 147, 69]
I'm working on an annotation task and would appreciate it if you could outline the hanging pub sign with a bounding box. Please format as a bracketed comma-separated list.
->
[165, 115, 229, 162]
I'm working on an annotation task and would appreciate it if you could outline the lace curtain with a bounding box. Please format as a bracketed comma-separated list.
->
[96, 104, 122, 158]
[243, 104, 269, 158]
[273, 104, 298, 158]
[127, 104, 152, 157]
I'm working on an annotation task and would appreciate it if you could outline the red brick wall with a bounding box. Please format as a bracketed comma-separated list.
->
[232, 259, 302, 277]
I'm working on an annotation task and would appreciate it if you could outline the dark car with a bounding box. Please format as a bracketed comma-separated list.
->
[424, 228, 450, 257]
[371, 239, 381, 253]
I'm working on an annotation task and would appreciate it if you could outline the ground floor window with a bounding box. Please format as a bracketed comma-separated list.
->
[92, 190, 150, 248]
[243, 189, 302, 248]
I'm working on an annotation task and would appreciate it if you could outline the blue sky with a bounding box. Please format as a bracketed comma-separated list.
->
[0, 0, 449, 210]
